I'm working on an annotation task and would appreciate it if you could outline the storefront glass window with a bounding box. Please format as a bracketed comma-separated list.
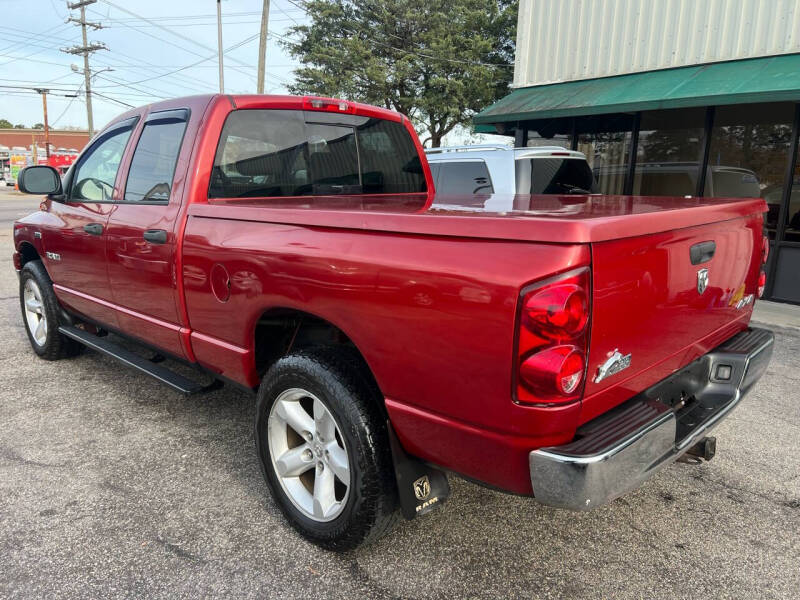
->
[783, 146, 800, 243]
[706, 103, 794, 240]
[526, 131, 572, 150]
[575, 115, 634, 194]
[633, 108, 706, 196]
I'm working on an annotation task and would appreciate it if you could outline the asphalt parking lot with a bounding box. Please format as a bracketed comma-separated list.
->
[0, 187, 798, 599]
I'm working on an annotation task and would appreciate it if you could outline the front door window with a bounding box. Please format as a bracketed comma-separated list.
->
[70, 125, 134, 202]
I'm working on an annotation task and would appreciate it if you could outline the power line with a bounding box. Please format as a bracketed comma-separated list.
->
[96, 0, 257, 81]
[91, 90, 133, 108]
[51, 82, 84, 127]
[0, 22, 73, 57]
[62, 0, 107, 137]
[91, 32, 264, 88]
[87, 5, 257, 87]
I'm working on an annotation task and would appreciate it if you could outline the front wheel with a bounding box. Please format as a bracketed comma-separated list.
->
[19, 260, 82, 360]
[254, 348, 399, 550]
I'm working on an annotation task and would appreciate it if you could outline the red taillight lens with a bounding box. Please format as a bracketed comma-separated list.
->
[515, 268, 590, 405]
[762, 236, 769, 264]
[523, 284, 588, 339]
[757, 271, 766, 298]
[520, 346, 585, 399]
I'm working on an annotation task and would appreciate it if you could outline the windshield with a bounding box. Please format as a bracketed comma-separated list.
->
[515, 158, 596, 195]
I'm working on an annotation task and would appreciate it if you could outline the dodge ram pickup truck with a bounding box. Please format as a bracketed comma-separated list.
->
[14, 94, 774, 550]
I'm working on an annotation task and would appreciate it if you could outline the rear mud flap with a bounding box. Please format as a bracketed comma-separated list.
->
[387, 421, 450, 520]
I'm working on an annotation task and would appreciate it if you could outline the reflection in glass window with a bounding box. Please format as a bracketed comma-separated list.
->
[706, 103, 794, 239]
[525, 130, 572, 150]
[71, 125, 133, 202]
[210, 109, 310, 198]
[783, 157, 800, 243]
[516, 158, 595, 194]
[575, 116, 634, 194]
[633, 108, 705, 196]
[306, 123, 360, 194]
[209, 111, 426, 198]
[124, 117, 187, 202]
[356, 118, 426, 193]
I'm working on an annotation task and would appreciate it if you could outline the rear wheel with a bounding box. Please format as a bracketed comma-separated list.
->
[19, 261, 82, 360]
[255, 348, 398, 550]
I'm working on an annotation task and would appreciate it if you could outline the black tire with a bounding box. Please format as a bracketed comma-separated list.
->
[254, 347, 399, 550]
[19, 260, 83, 360]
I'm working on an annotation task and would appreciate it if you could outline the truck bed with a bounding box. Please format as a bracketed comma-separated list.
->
[194, 193, 766, 243]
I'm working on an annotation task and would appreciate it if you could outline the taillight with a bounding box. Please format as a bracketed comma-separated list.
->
[757, 234, 768, 298]
[523, 284, 588, 339]
[515, 268, 590, 405]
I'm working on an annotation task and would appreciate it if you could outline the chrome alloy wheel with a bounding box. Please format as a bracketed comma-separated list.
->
[267, 388, 351, 522]
[23, 279, 47, 347]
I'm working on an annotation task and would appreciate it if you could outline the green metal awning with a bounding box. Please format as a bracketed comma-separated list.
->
[474, 53, 800, 131]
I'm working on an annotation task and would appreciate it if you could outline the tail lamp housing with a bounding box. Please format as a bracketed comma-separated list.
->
[758, 234, 768, 298]
[757, 271, 767, 298]
[514, 267, 591, 405]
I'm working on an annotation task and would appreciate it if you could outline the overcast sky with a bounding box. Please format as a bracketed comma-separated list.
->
[0, 0, 305, 130]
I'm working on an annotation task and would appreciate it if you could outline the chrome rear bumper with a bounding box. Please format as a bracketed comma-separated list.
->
[529, 327, 774, 510]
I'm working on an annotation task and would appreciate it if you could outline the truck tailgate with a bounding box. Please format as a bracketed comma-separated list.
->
[581, 212, 765, 423]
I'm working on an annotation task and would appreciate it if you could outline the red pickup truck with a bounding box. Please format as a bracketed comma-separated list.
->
[14, 94, 773, 550]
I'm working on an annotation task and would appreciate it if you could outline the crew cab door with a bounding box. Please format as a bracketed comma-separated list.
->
[105, 109, 190, 358]
[45, 118, 137, 328]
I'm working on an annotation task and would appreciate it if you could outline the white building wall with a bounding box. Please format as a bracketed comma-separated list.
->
[515, 0, 800, 87]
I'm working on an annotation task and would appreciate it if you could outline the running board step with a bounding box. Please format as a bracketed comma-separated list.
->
[59, 325, 206, 395]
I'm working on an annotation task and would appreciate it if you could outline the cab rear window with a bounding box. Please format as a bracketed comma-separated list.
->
[209, 109, 426, 198]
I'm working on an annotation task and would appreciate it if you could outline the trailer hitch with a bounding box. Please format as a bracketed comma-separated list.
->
[678, 436, 717, 464]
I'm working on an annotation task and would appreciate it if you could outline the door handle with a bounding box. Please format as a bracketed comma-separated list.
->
[143, 229, 168, 244]
[83, 223, 103, 236]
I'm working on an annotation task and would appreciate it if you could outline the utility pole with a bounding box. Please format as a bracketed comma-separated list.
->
[216, 0, 225, 93]
[34, 89, 51, 160]
[62, 0, 106, 138]
[256, 0, 270, 94]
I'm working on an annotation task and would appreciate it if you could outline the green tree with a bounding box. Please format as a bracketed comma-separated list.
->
[33, 122, 44, 129]
[13, 123, 26, 129]
[284, 0, 517, 147]
[0, 119, 12, 129]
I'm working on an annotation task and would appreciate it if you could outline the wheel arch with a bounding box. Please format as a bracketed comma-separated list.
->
[253, 306, 386, 415]
[17, 241, 42, 267]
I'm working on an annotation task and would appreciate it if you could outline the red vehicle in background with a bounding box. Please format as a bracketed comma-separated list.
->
[46, 151, 78, 174]
[13, 95, 773, 550]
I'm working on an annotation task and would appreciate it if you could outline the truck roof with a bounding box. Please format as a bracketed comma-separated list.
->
[101, 94, 406, 133]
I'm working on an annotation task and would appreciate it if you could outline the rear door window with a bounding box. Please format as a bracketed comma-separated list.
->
[209, 109, 426, 198]
[435, 161, 493, 195]
[124, 110, 188, 203]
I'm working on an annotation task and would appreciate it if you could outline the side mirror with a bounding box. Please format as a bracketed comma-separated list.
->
[18, 165, 63, 196]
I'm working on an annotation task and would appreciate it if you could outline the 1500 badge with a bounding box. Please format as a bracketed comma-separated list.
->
[593, 349, 632, 383]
